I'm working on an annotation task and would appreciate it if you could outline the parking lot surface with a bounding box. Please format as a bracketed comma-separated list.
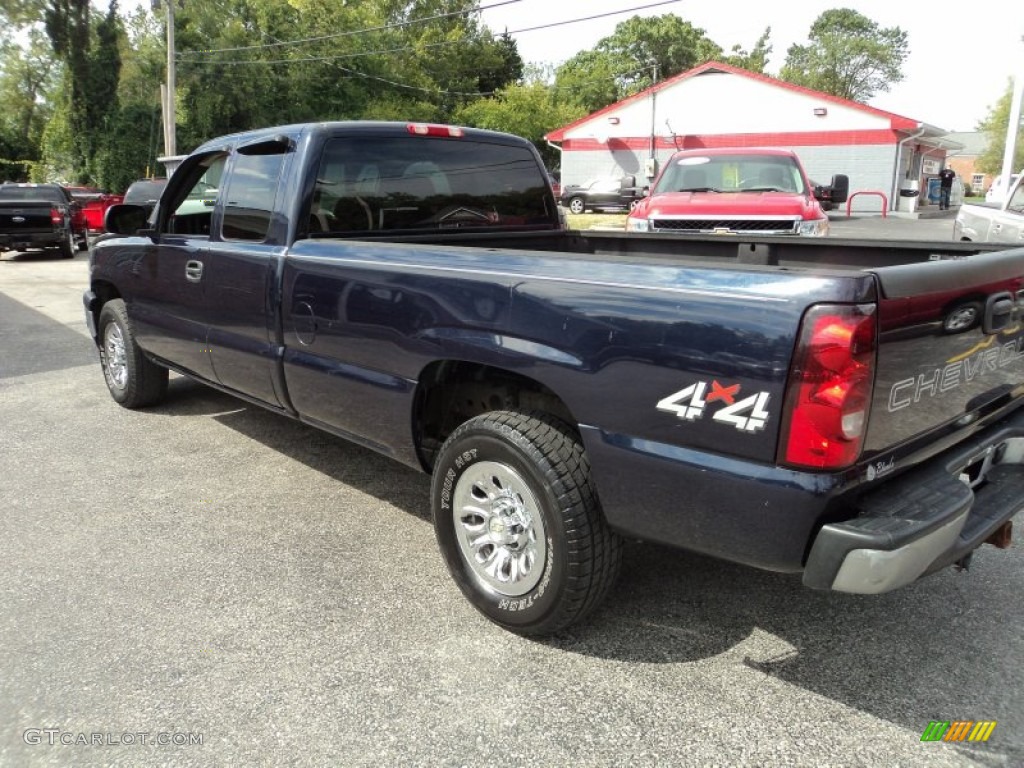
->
[1, 245, 1021, 767]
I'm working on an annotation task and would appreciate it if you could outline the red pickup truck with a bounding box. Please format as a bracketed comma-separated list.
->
[626, 147, 847, 236]
[65, 186, 125, 248]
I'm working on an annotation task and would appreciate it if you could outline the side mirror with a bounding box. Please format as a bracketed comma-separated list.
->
[104, 203, 151, 235]
[828, 174, 849, 204]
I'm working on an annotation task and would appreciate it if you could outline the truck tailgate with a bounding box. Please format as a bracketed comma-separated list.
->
[0, 202, 56, 234]
[867, 249, 1024, 454]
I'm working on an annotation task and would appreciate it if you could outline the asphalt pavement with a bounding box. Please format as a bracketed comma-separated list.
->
[1, 245, 1022, 767]
[827, 209, 961, 241]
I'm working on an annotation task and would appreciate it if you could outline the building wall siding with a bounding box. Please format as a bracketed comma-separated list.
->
[552, 66, 950, 214]
[561, 142, 900, 212]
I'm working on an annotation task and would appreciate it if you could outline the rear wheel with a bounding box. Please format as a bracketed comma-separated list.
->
[432, 411, 622, 635]
[97, 299, 168, 408]
[567, 196, 586, 215]
[58, 231, 75, 259]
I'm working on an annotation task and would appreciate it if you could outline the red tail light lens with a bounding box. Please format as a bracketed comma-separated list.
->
[50, 207, 63, 225]
[407, 123, 464, 138]
[779, 304, 877, 469]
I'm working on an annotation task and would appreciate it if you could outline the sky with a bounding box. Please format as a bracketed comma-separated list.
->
[477, 0, 1024, 132]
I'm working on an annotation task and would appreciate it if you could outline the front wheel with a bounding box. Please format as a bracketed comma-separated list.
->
[431, 411, 622, 635]
[97, 299, 168, 408]
[567, 196, 586, 215]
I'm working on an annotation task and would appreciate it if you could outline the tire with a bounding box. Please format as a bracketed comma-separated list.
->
[567, 196, 586, 215]
[97, 299, 168, 408]
[432, 411, 622, 635]
[943, 302, 982, 334]
[58, 230, 75, 259]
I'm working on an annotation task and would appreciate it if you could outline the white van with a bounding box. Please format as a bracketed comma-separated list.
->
[986, 173, 1021, 204]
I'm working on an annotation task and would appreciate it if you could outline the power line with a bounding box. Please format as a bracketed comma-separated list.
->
[176, 0, 683, 67]
[264, 60, 657, 101]
[177, 0, 524, 59]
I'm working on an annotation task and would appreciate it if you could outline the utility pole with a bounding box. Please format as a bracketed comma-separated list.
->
[153, 0, 177, 158]
[165, 0, 176, 157]
[997, 35, 1023, 195]
[648, 60, 658, 178]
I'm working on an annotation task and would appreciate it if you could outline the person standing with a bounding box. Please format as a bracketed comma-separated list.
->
[938, 165, 956, 210]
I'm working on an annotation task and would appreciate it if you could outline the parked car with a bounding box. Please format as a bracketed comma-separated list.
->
[560, 176, 644, 214]
[955, 170, 1024, 243]
[986, 173, 1021, 205]
[64, 185, 124, 247]
[809, 179, 836, 211]
[547, 170, 561, 198]
[626, 148, 846, 236]
[122, 178, 168, 208]
[0, 182, 76, 258]
[88, 120, 1023, 636]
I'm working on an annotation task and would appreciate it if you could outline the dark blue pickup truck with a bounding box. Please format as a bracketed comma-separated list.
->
[84, 121, 1024, 635]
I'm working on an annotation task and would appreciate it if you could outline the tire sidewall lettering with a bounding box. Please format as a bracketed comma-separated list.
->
[433, 429, 566, 626]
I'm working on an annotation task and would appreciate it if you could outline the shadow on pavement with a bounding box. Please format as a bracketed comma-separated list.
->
[139, 375, 1022, 763]
[0, 293, 96, 378]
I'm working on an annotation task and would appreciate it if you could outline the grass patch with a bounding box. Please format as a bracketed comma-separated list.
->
[566, 212, 628, 230]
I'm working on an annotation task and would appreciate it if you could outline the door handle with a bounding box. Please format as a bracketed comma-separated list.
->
[185, 259, 204, 282]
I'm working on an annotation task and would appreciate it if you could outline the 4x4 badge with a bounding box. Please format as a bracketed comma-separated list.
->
[657, 379, 771, 433]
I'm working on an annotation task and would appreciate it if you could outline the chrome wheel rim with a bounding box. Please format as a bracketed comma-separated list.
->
[945, 307, 977, 331]
[569, 198, 584, 214]
[103, 323, 128, 390]
[452, 461, 547, 597]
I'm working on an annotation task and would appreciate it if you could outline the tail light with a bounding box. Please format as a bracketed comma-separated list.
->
[50, 206, 63, 226]
[779, 304, 877, 469]
[407, 123, 464, 138]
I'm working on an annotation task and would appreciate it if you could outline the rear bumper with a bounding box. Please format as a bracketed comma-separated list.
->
[804, 407, 1024, 593]
[582, 405, 1024, 586]
[0, 231, 63, 250]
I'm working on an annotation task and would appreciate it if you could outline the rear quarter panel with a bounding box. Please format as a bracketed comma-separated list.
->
[279, 239, 877, 467]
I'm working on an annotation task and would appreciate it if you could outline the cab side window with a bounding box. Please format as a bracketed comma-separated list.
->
[166, 155, 227, 237]
[221, 152, 286, 241]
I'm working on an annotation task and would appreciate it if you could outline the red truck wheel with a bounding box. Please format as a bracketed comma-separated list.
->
[97, 299, 168, 408]
[431, 410, 622, 635]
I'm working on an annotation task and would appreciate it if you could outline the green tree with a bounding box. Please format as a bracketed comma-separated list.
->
[44, 0, 124, 182]
[554, 14, 722, 112]
[455, 75, 586, 167]
[780, 8, 908, 102]
[168, 0, 514, 146]
[975, 80, 1024, 175]
[0, 28, 57, 154]
[476, 30, 524, 94]
[553, 49, 624, 114]
[723, 27, 772, 74]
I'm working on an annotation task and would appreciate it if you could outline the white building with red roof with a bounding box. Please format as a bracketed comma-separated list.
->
[545, 61, 960, 213]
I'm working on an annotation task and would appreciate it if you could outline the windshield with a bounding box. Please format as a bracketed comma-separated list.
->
[653, 154, 807, 195]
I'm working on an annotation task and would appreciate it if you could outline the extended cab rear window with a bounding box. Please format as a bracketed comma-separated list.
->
[308, 136, 556, 235]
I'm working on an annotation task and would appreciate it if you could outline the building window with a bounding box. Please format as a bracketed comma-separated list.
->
[972, 174, 984, 188]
